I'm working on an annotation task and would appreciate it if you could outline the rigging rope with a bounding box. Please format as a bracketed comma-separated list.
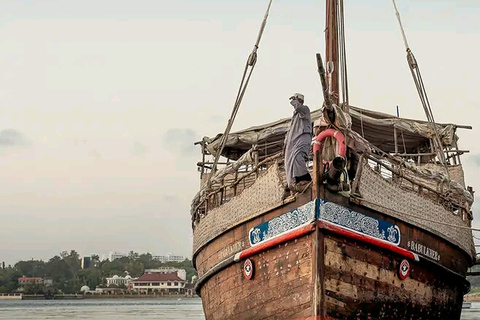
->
[391, 0, 448, 169]
[392, 0, 410, 50]
[337, 0, 349, 110]
[206, 0, 274, 189]
[397, 106, 408, 154]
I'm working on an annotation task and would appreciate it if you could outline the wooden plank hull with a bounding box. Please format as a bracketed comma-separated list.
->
[323, 235, 463, 319]
[193, 196, 470, 320]
[201, 234, 313, 320]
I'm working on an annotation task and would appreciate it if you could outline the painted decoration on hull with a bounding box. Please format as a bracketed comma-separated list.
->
[318, 199, 401, 246]
[399, 259, 411, 280]
[407, 240, 441, 261]
[248, 198, 401, 248]
[243, 259, 254, 280]
[249, 201, 316, 246]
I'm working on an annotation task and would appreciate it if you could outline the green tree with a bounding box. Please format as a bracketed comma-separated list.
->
[91, 255, 100, 268]
[23, 281, 44, 294]
[1, 250, 198, 294]
[15, 260, 46, 277]
[128, 251, 139, 260]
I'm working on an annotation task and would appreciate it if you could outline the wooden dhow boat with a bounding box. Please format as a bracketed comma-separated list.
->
[191, 1, 476, 319]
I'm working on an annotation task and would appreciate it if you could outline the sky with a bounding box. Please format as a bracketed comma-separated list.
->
[0, 0, 479, 265]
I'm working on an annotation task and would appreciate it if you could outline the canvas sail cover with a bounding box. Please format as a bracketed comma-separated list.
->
[203, 106, 459, 160]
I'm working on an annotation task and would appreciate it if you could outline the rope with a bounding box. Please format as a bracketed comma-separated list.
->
[360, 110, 365, 138]
[391, 0, 448, 172]
[391, 0, 410, 50]
[396, 106, 408, 154]
[337, 0, 349, 110]
[407, 51, 448, 167]
[207, 0, 274, 189]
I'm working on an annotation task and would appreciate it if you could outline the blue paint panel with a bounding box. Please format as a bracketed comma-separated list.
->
[318, 199, 401, 245]
[248, 198, 401, 247]
[248, 201, 316, 246]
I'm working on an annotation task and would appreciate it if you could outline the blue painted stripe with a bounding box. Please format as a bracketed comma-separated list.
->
[248, 200, 316, 246]
[318, 199, 401, 246]
[248, 198, 401, 247]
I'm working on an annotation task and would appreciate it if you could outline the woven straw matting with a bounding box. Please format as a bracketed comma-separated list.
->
[193, 162, 285, 254]
[402, 163, 466, 194]
[358, 160, 474, 257]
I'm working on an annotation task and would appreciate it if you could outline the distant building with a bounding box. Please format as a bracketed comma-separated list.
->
[184, 283, 195, 297]
[144, 268, 186, 281]
[106, 275, 136, 287]
[145, 267, 177, 273]
[152, 253, 185, 263]
[108, 252, 126, 261]
[191, 275, 198, 284]
[130, 272, 186, 294]
[18, 277, 43, 286]
[81, 256, 91, 269]
[80, 285, 91, 293]
[43, 278, 53, 286]
[95, 287, 124, 294]
[17, 277, 53, 287]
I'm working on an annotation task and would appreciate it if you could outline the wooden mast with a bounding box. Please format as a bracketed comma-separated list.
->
[325, 0, 339, 106]
[312, 1, 341, 318]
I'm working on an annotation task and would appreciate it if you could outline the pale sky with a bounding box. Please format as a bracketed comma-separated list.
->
[0, 0, 479, 265]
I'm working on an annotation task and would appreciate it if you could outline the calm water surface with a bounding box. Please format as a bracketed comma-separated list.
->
[0, 299, 478, 319]
[0, 299, 205, 320]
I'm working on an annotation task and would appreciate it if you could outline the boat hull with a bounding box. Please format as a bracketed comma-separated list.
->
[193, 194, 470, 320]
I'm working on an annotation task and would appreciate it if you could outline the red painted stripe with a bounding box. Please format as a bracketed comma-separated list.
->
[318, 220, 417, 261]
[237, 223, 316, 261]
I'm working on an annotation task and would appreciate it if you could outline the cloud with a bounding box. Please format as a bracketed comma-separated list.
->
[468, 154, 480, 167]
[210, 115, 225, 123]
[162, 129, 199, 156]
[131, 141, 149, 157]
[0, 129, 30, 148]
[162, 195, 178, 203]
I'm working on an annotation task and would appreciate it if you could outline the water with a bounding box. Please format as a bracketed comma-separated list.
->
[461, 302, 480, 320]
[0, 299, 478, 319]
[0, 298, 206, 320]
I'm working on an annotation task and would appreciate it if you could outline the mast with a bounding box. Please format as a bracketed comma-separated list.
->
[325, 0, 339, 106]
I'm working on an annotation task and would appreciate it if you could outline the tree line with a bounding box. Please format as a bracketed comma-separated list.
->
[0, 250, 197, 294]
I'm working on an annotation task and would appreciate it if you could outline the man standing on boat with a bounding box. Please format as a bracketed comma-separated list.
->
[283, 93, 312, 192]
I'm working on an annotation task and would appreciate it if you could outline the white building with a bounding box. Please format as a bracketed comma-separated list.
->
[106, 275, 135, 287]
[130, 272, 186, 294]
[144, 268, 186, 280]
[152, 253, 185, 263]
[107, 252, 126, 261]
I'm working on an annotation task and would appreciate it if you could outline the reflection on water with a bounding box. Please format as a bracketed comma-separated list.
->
[0, 299, 478, 319]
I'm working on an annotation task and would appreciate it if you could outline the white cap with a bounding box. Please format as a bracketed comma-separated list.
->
[290, 93, 304, 101]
